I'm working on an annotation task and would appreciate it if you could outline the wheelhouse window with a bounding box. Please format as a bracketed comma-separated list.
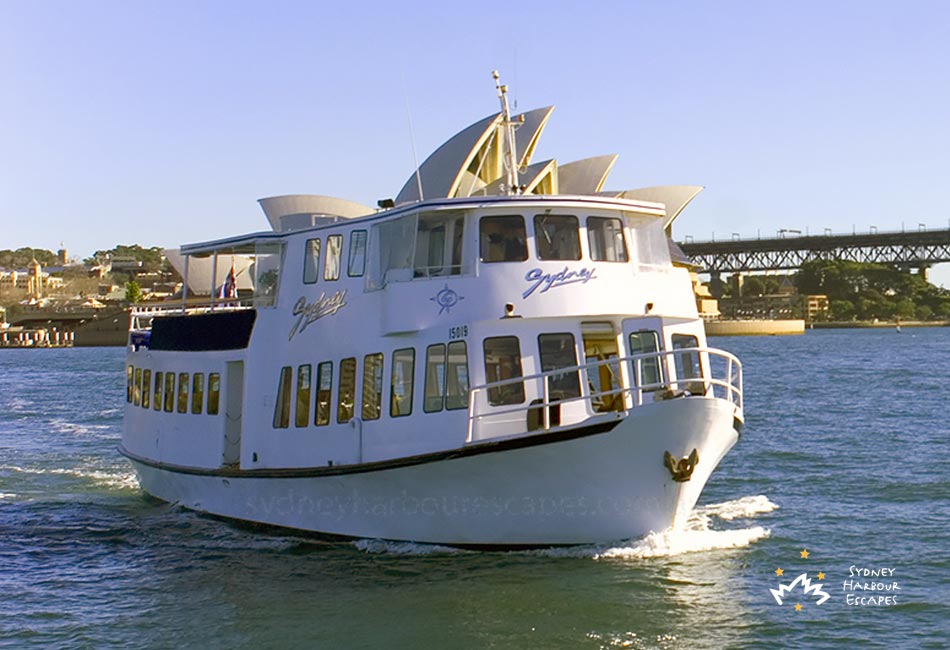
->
[273, 366, 292, 428]
[588, 216, 628, 262]
[414, 213, 465, 277]
[483, 336, 525, 406]
[142, 369, 151, 409]
[191, 373, 204, 414]
[538, 333, 581, 399]
[337, 357, 356, 423]
[324, 235, 342, 281]
[390, 348, 415, 417]
[295, 365, 311, 427]
[479, 215, 527, 262]
[348, 230, 367, 277]
[629, 331, 663, 390]
[153, 371, 163, 411]
[303, 238, 321, 284]
[534, 215, 581, 260]
[208, 373, 220, 415]
[164, 373, 175, 412]
[177, 373, 189, 413]
[672, 334, 704, 395]
[315, 362, 333, 426]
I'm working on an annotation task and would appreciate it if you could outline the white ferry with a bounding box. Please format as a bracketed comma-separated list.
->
[121, 76, 743, 547]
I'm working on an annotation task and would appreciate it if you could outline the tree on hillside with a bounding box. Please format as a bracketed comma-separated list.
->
[124, 281, 142, 304]
[741, 276, 765, 297]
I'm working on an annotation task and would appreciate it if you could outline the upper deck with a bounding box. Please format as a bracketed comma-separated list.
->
[146, 194, 696, 338]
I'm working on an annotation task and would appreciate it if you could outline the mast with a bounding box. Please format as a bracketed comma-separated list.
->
[492, 70, 521, 195]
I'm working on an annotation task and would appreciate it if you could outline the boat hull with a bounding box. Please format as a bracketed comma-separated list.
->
[125, 397, 739, 546]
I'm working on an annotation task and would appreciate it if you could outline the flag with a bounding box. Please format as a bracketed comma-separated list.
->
[221, 263, 237, 299]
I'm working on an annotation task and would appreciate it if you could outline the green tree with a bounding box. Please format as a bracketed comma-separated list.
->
[741, 276, 765, 297]
[125, 281, 142, 304]
[915, 304, 933, 321]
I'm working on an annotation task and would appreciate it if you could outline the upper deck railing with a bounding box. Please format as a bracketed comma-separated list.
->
[466, 347, 742, 443]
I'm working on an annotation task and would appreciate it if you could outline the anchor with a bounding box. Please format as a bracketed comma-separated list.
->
[664, 448, 700, 482]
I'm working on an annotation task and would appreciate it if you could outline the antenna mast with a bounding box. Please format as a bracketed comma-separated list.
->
[493, 70, 520, 194]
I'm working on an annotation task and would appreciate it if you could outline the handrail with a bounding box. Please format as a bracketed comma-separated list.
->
[466, 346, 742, 443]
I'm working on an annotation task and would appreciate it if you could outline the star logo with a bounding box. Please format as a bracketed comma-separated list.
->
[430, 284, 464, 315]
[770, 549, 829, 609]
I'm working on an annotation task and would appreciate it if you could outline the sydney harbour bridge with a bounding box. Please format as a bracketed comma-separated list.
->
[677, 227, 950, 280]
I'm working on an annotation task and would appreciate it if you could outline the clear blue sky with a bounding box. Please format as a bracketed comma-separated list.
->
[3, 1, 950, 283]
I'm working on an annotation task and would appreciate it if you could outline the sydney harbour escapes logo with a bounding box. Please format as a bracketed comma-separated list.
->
[770, 549, 830, 612]
[769, 549, 902, 610]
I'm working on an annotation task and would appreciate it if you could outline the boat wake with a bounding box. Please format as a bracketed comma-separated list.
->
[351, 495, 777, 557]
[1, 464, 140, 492]
[591, 495, 776, 560]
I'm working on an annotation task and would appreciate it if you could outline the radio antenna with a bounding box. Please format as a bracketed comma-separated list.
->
[493, 70, 521, 194]
[401, 69, 424, 202]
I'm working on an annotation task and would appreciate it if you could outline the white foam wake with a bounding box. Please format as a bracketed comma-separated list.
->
[593, 495, 777, 560]
[354, 538, 466, 555]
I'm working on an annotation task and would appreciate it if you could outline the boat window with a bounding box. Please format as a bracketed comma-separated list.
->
[414, 213, 465, 277]
[324, 235, 343, 281]
[632, 218, 672, 270]
[133, 367, 142, 406]
[348, 230, 368, 277]
[303, 238, 321, 284]
[534, 215, 581, 261]
[207, 373, 220, 415]
[177, 373, 190, 413]
[479, 215, 527, 262]
[253, 242, 283, 308]
[361, 353, 384, 421]
[446, 341, 469, 410]
[483, 336, 525, 406]
[538, 333, 581, 399]
[192, 373, 204, 414]
[390, 348, 415, 417]
[424, 344, 446, 413]
[315, 362, 333, 426]
[273, 366, 293, 428]
[337, 357, 356, 424]
[126, 365, 134, 403]
[588, 216, 628, 262]
[153, 371, 163, 411]
[164, 373, 175, 412]
[295, 365, 311, 427]
[672, 334, 704, 394]
[142, 369, 151, 409]
[629, 331, 663, 390]
[366, 214, 417, 289]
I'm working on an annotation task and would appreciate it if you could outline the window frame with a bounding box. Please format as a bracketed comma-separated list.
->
[324, 234, 343, 281]
[347, 230, 368, 277]
[191, 372, 204, 414]
[337, 357, 357, 424]
[295, 364, 312, 427]
[534, 214, 581, 261]
[273, 366, 293, 428]
[483, 336, 526, 406]
[315, 361, 333, 426]
[479, 215, 528, 263]
[390, 348, 415, 418]
[207, 372, 220, 415]
[361, 353, 384, 421]
[303, 238, 322, 284]
[587, 216, 629, 263]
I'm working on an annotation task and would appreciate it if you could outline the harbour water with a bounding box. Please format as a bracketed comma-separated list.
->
[1, 330, 947, 649]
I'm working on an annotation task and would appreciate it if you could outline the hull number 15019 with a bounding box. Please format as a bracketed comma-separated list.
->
[449, 325, 469, 340]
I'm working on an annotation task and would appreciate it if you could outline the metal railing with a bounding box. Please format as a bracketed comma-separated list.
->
[466, 347, 742, 443]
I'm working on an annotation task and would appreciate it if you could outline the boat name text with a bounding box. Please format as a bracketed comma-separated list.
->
[523, 266, 597, 298]
[289, 291, 348, 340]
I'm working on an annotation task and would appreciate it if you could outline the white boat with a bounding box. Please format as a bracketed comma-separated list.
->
[121, 75, 743, 547]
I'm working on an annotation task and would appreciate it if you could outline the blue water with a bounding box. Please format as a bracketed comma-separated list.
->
[1, 330, 947, 649]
